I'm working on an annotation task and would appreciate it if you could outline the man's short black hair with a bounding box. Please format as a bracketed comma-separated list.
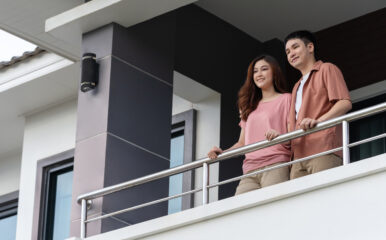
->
[284, 30, 316, 48]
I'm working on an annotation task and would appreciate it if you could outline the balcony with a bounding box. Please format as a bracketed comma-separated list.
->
[67, 152, 386, 240]
[68, 102, 386, 240]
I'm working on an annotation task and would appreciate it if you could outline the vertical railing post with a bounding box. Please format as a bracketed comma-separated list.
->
[342, 120, 350, 165]
[80, 199, 87, 239]
[202, 162, 209, 205]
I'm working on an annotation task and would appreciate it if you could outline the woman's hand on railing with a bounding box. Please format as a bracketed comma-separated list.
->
[265, 129, 280, 141]
[208, 146, 223, 159]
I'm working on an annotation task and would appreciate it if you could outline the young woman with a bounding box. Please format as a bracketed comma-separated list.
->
[207, 55, 292, 195]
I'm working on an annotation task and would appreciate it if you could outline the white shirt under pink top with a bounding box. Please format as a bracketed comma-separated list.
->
[239, 93, 292, 174]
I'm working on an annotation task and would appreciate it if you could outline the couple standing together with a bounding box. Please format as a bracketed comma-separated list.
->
[207, 30, 352, 195]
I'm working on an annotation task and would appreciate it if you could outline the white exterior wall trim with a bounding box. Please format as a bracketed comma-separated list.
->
[78, 153, 386, 240]
[0, 52, 74, 93]
[349, 79, 386, 103]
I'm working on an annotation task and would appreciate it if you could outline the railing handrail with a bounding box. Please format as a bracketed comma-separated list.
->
[77, 102, 386, 203]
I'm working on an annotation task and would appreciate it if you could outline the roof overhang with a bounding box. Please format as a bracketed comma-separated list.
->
[45, 0, 196, 60]
[1, 0, 385, 61]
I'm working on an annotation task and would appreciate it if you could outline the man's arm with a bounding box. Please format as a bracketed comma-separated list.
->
[318, 99, 352, 122]
[300, 99, 352, 130]
[300, 63, 351, 130]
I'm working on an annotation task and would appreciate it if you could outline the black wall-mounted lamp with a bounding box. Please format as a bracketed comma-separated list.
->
[81, 53, 98, 92]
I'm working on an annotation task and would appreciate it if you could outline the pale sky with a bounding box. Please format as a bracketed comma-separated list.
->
[0, 29, 37, 62]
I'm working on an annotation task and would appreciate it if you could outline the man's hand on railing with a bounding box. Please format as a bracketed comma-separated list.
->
[207, 146, 223, 159]
[265, 129, 280, 141]
[299, 118, 320, 130]
[300, 99, 352, 130]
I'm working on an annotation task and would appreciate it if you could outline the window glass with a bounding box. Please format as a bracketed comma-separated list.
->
[0, 214, 17, 240]
[42, 163, 73, 240]
[52, 171, 73, 240]
[168, 133, 184, 214]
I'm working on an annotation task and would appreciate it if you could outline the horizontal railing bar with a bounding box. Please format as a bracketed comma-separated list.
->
[344, 102, 386, 122]
[78, 102, 386, 203]
[348, 133, 386, 148]
[85, 130, 385, 224]
[87, 131, 386, 223]
[85, 187, 203, 223]
[78, 163, 207, 203]
[208, 147, 342, 189]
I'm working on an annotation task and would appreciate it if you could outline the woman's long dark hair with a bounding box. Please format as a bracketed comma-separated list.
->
[238, 54, 289, 121]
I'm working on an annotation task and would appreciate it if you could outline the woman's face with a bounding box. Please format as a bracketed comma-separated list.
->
[253, 59, 274, 90]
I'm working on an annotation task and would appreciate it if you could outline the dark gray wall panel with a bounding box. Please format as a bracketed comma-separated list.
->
[82, 24, 114, 58]
[101, 133, 169, 231]
[285, 8, 386, 91]
[315, 7, 386, 90]
[263, 38, 293, 90]
[72, 15, 175, 236]
[112, 13, 176, 83]
[70, 133, 106, 237]
[263, 39, 287, 74]
[76, 57, 111, 141]
[108, 57, 173, 159]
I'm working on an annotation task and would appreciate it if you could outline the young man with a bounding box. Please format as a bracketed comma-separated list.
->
[284, 30, 352, 179]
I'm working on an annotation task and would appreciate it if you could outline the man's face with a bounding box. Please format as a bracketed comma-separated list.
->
[285, 38, 313, 70]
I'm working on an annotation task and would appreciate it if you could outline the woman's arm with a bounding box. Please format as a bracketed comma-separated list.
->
[207, 128, 245, 159]
[265, 94, 292, 142]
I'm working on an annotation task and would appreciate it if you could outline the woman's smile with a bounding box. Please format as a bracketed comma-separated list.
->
[253, 59, 273, 89]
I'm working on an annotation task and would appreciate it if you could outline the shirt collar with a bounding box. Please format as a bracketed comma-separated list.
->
[294, 60, 324, 87]
[311, 60, 324, 72]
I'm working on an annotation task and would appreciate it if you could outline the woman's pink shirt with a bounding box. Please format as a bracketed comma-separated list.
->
[240, 93, 291, 174]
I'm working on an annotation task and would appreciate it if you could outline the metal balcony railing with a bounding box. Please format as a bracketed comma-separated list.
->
[77, 102, 386, 238]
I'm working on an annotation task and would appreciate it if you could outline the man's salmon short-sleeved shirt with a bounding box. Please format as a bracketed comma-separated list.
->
[288, 61, 351, 159]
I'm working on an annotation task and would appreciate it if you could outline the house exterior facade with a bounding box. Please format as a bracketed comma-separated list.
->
[0, 1, 385, 239]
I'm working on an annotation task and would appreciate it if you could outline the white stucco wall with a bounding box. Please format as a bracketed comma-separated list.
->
[192, 94, 221, 204]
[172, 94, 221, 204]
[0, 151, 22, 195]
[15, 99, 77, 240]
[172, 72, 221, 204]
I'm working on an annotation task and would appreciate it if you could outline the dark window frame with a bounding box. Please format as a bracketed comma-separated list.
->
[171, 109, 196, 210]
[0, 191, 18, 239]
[32, 149, 74, 240]
[0, 191, 18, 219]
